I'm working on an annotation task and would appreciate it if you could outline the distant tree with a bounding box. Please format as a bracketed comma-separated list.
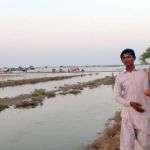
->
[140, 47, 150, 64]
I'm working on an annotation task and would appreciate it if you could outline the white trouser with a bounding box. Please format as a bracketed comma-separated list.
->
[121, 117, 150, 150]
[120, 118, 135, 150]
[137, 130, 150, 150]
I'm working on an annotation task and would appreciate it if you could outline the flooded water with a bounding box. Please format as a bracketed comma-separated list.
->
[0, 72, 86, 81]
[0, 65, 124, 81]
[0, 72, 112, 98]
[0, 85, 119, 150]
[0, 65, 148, 81]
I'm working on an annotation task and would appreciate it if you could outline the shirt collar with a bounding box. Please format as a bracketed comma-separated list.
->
[123, 68, 137, 73]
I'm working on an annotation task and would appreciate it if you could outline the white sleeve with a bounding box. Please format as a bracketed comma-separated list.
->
[114, 76, 130, 107]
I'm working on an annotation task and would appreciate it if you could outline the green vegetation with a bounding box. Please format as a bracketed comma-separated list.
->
[68, 89, 81, 95]
[31, 89, 46, 97]
[46, 91, 56, 98]
[0, 102, 9, 111]
[15, 99, 39, 108]
[140, 47, 150, 64]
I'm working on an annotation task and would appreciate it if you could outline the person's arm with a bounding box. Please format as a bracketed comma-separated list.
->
[144, 89, 150, 97]
[114, 76, 130, 107]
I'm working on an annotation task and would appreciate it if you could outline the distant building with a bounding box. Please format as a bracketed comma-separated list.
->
[59, 68, 65, 73]
[52, 68, 56, 73]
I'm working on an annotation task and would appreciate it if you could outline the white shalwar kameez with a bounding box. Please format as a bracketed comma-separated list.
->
[114, 69, 150, 150]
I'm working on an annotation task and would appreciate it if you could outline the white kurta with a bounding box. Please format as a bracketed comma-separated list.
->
[114, 69, 150, 150]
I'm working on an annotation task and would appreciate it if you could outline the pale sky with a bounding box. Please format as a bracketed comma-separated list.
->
[0, 0, 150, 66]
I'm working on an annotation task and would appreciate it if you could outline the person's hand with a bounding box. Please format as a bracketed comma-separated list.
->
[144, 88, 150, 97]
[130, 101, 145, 113]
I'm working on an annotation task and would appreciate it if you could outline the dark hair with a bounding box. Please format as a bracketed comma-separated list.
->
[120, 48, 136, 60]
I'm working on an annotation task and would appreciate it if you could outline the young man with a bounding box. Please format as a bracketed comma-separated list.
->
[114, 49, 150, 150]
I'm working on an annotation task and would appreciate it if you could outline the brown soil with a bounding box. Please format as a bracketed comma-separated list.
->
[0, 74, 85, 88]
[85, 111, 121, 150]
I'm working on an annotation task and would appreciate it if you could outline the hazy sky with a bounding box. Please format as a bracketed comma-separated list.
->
[0, 0, 150, 66]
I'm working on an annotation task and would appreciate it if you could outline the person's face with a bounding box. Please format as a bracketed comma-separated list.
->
[121, 53, 135, 67]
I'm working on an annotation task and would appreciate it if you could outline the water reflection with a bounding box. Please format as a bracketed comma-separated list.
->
[0, 86, 119, 150]
[0, 72, 111, 98]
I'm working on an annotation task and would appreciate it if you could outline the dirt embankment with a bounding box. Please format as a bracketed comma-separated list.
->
[85, 111, 121, 150]
[0, 74, 85, 88]
[0, 76, 115, 112]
